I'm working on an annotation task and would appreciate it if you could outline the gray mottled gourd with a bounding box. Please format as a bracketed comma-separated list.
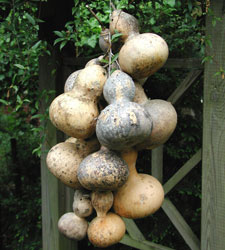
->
[46, 136, 100, 189]
[88, 191, 126, 248]
[135, 99, 177, 150]
[77, 146, 129, 191]
[96, 70, 153, 150]
[49, 65, 107, 138]
[113, 148, 164, 219]
[64, 69, 81, 93]
[73, 189, 93, 218]
[58, 212, 88, 241]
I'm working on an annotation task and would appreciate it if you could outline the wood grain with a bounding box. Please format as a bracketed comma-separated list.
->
[39, 53, 77, 250]
[201, 1, 225, 249]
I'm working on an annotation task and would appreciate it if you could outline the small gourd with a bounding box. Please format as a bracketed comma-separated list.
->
[113, 148, 164, 219]
[73, 189, 93, 217]
[64, 69, 81, 92]
[136, 99, 177, 150]
[96, 70, 153, 150]
[49, 65, 107, 138]
[110, 9, 139, 43]
[46, 137, 100, 188]
[119, 33, 169, 79]
[58, 212, 88, 240]
[77, 146, 129, 191]
[99, 28, 110, 52]
[88, 191, 126, 248]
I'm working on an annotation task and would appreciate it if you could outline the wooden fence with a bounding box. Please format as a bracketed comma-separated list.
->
[40, 1, 225, 249]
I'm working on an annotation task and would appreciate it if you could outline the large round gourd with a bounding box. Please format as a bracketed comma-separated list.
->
[49, 65, 107, 138]
[119, 33, 169, 79]
[96, 70, 153, 150]
[113, 149, 164, 218]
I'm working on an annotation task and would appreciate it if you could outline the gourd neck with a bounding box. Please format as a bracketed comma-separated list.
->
[121, 149, 138, 177]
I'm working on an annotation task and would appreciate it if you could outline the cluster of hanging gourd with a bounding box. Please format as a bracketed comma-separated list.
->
[46, 7, 177, 248]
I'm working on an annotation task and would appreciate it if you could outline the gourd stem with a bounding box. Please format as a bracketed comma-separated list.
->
[110, 2, 116, 10]
[86, 4, 105, 29]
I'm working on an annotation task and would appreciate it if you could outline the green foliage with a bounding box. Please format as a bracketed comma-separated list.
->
[0, 130, 41, 250]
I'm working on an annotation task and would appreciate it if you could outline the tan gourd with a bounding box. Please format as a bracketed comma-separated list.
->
[73, 189, 93, 217]
[46, 137, 100, 189]
[110, 9, 139, 43]
[113, 148, 164, 218]
[58, 212, 88, 240]
[77, 146, 129, 191]
[88, 191, 126, 248]
[49, 65, 107, 138]
[135, 99, 177, 150]
[119, 33, 169, 79]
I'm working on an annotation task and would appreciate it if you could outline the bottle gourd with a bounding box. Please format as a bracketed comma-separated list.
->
[113, 148, 164, 218]
[96, 70, 153, 150]
[88, 191, 126, 248]
[49, 65, 107, 139]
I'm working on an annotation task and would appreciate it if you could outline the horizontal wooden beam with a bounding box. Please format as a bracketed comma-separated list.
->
[164, 58, 203, 69]
[163, 149, 202, 195]
[63, 57, 203, 69]
[120, 234, 174, 250]
[162, 198, 200, 250]
[167, 70, 203, 105]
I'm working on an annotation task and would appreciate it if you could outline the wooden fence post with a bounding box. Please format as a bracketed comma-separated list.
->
[39, 51, 77, 250]
[201, 1, 225, 249]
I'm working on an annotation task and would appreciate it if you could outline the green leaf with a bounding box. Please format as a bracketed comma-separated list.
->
[111, 53, 119, 63]
[53, 37, 65, 46]
[54, 31, 64, 38]
[14, 64, 25, 70]
[167, 0, 176, 7]
[16, 95, 22, 104]
[31, 40, 42, 50]
[25, 13, 35, 25]
[60, 40, 67, 50]
[0, 99, 9, 105]
[111, 32, 122, 42]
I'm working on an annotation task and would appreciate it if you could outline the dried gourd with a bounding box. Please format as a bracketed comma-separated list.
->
[136, 99, 177, 150]
[88, 191, 126, 248]
[64, 69, 81, 92]
[58, 212, 88, 240]
[113, 148, 164, 218]
[110, 9, 139, 43]
[96, 70, 153, 150]
[119, 33, 169, 79]
[77, 146, 129, 191]
[73, 189, 93, 217]
[49, 65, 107, 138]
